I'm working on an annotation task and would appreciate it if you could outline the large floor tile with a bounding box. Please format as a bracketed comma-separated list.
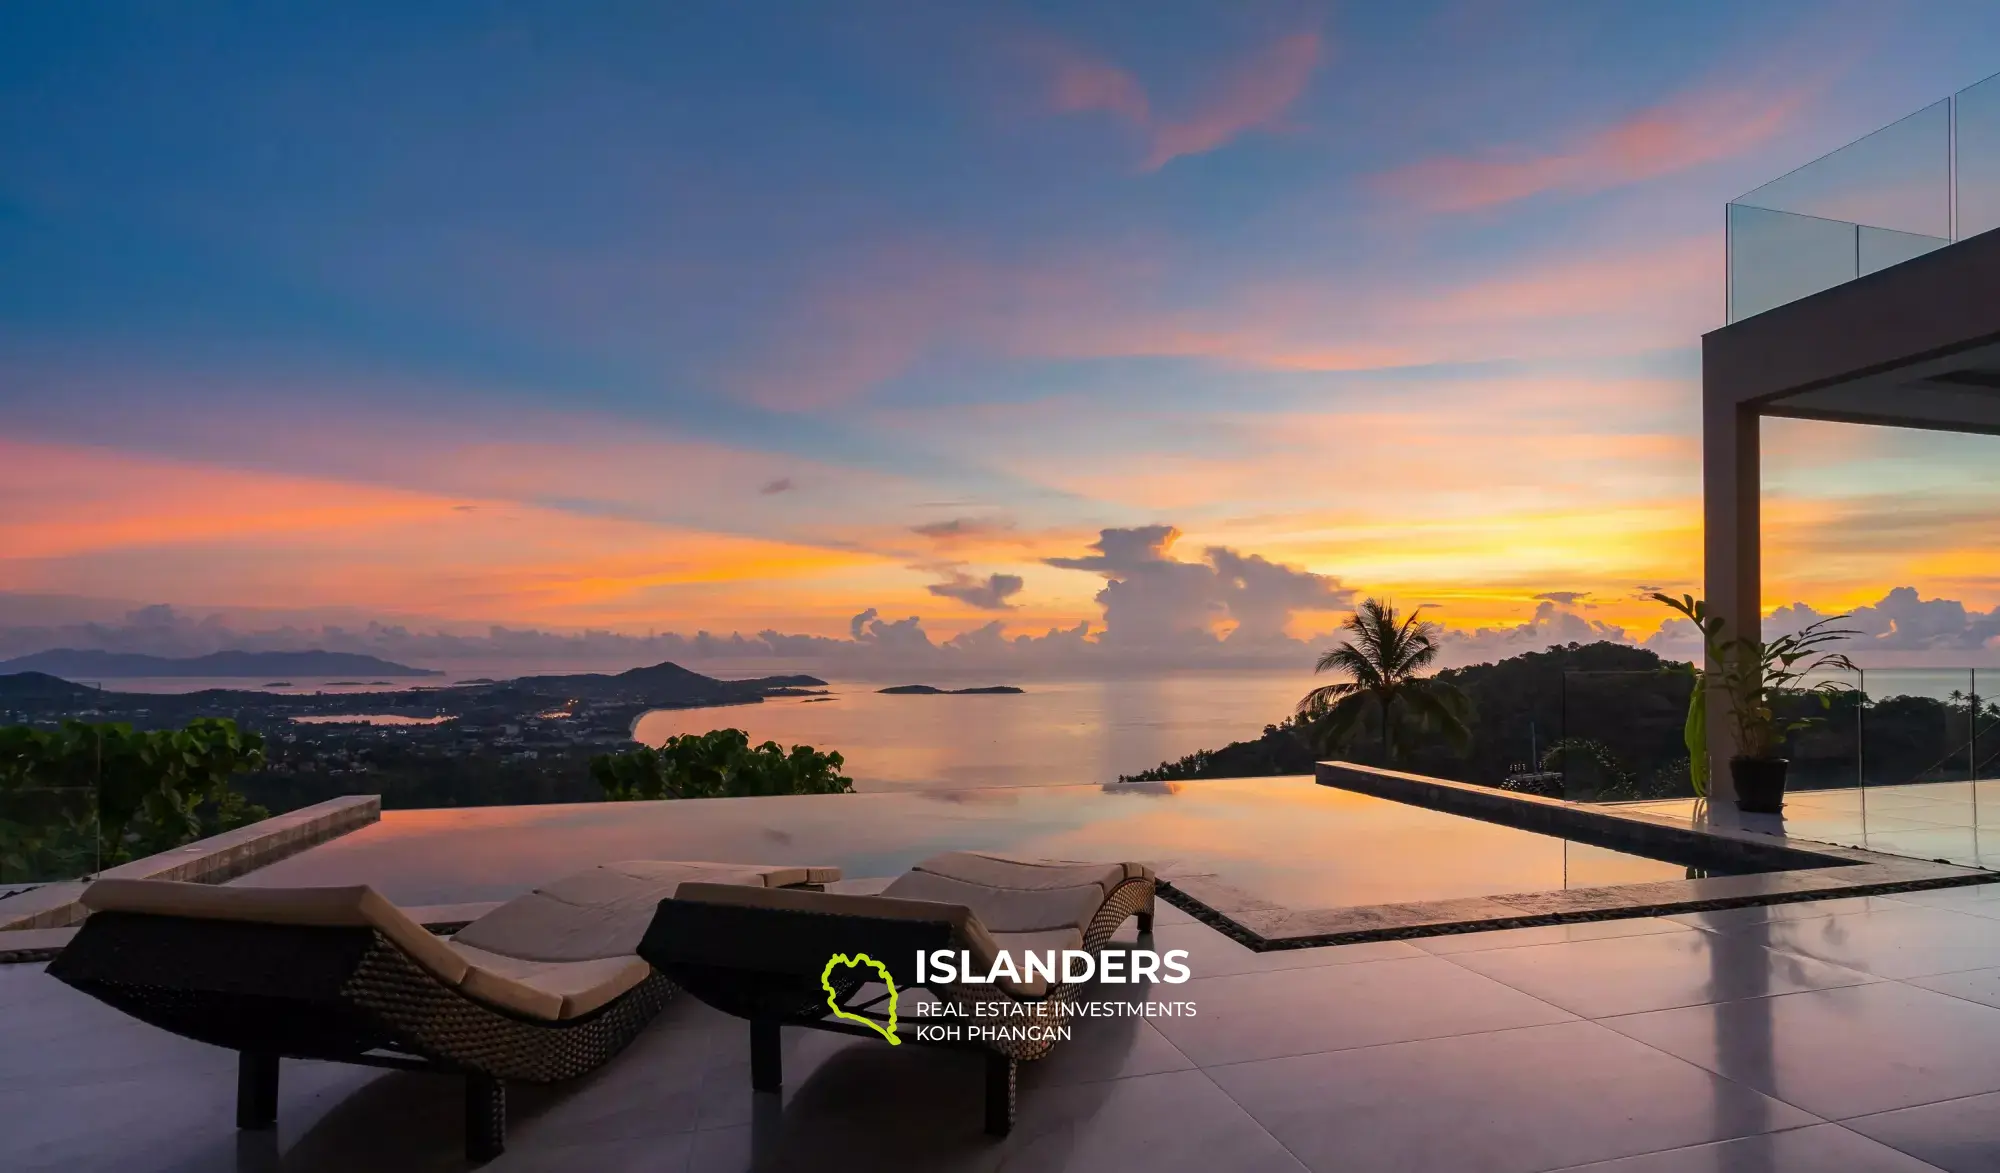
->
[1886, 883, 2000, 919]
[1016, 1017, 1194, 1090]
[1207, 1019, 1816, 1173]
[686, 1102, 1000, 1173]
[1602, 982, 2000, 1120]
[687, 1069, 1304, 1173]
[997, 1069, 1305, 1173]
[1907, 967, 2000, 1011]
[691, 1018, 976, 1132]
[1845, 1091, 2000, 1173]
[488, 1132, 696, 1173]
[0, 1059, 448, 1173]
[1132, 917, 1426, 977]
[0, 980, 237, 1092]
[504, 1015, 717, 1147]
[1546, 1123, 1945, 1172]
[1753, 814, 1959, 846]
[1445, 926, 1878, 1018]
[1788, 786, 1970, 813]
[1696, 903, 2000, 980]
[1855, 828, 1986, 868]
[1412, 918, 1694, 956]
[1149, 953, 1575, 1066]
[1666, 896, 1911, 932]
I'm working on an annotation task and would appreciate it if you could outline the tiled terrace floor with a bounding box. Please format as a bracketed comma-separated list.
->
[1627, 780, 2000, 871]
[14, 886, 2000, 1171]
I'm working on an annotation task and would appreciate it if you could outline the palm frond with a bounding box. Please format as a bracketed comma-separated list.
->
[1296, 680, 1362, 718]
[1400, 682, 1473, 749]
[1302, 692, 1372, 753]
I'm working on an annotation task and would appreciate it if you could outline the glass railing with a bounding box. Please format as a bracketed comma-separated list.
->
[1592, 667, 1998, 869]
[0, 786, 100, 887]
[1548, 666, 1866, 804]
[1542, 668, 1705, 802]
[1727, 70, 2000, 322]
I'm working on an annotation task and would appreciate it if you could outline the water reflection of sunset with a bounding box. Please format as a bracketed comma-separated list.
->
[240, 777, 1686, 909]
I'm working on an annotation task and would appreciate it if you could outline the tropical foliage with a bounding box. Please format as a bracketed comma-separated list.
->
[0, 719, 269, 881]
[1650, 594, 1858, 760]
[592, 728, 853, 800]
[1296, 599, 1471, 764]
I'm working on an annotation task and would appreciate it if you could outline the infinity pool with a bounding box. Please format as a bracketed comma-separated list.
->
[238, 776, 1746, 910]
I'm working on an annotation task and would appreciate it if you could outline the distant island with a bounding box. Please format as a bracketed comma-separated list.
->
[877, 684, 1024, 695]
[507, 662, 824, 702]
[0, 649, 443, 679]
[0, 659, 846, 819]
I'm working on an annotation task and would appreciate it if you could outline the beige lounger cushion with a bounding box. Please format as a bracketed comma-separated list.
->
[81, 858, 842, 1023]
[452, 860, 840, 963]
[882, 851, 1152, 936]
[81, 879, 471, 985]
[676, 851, 1152, 998]
[449, 943, 653, 1019]
[669, 881, 1009, 978]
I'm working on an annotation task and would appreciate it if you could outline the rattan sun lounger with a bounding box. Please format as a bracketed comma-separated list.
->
[638, 851, 1155, 1135]
[47, 859, 839, 1161]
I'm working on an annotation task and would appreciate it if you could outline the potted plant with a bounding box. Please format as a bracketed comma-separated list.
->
[1651, 594, 1857, 813]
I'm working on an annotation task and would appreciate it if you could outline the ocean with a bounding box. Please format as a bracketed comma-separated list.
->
[631, 672, 1321, 791]
[40, 668, 1328, 792]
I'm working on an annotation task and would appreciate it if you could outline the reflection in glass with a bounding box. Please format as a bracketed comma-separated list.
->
[1959, 73, 2000, 239]
[1724, 74, 2000, 321]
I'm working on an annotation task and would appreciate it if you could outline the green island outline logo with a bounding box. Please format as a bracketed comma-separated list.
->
[821, 952, 901, 1045]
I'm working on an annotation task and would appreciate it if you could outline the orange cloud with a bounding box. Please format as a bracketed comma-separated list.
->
[0, 438, 911, 629]
[1373, 81, 1816, 213]
[0, 439, 451, 558]
[1036, 31, 1323, 171]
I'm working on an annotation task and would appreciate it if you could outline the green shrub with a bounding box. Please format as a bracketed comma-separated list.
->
[591, 729, 852, 800]
[0, 719, 269, 879]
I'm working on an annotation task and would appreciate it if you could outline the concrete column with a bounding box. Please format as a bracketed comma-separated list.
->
[1702, 396, 1761, 805]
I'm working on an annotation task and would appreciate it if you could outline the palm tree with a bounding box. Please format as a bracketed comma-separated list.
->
[1296, 599, 1471, 764]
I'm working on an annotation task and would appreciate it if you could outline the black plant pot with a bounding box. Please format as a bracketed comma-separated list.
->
[1730, 756, 1789, 814]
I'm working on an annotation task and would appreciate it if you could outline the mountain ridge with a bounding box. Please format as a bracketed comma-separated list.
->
[0, 649, 441, 679]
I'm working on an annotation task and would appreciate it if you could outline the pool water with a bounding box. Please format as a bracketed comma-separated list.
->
[239, 776, 1745, 910]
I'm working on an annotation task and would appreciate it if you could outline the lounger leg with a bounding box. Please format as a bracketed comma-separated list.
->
[235, 1051, 279, 1130]
[750, 1018, 783, 1093]
[465, 1074, 506, 1163]
[983, 1052, 1016, 1136]
[1137, 908, 1155, 934]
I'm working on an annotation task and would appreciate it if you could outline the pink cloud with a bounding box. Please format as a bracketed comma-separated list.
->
[1048, 54, 1150, 124]
[1036, 31, 1323, 172]
[1143, 33, 1322, 170]
[1373, 81, 1817, 213]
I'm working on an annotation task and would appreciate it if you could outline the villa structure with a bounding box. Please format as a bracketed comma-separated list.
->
[1704, 72, 2000, 802]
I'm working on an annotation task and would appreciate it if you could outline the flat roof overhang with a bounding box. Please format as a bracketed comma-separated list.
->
[1706, 225, 2000, 436]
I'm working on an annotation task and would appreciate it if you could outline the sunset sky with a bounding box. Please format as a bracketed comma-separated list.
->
[4, 2, 1999, 662]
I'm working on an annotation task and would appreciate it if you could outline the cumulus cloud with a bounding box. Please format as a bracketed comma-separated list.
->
[1046, 525, 1351, 646]
[926, 571, 1025, 611]
[1439, 600, 1632, 666]
[1641, 586, 2000, 665]
[1767, 587, 2000, 652]
[4, 575, 1993, 682]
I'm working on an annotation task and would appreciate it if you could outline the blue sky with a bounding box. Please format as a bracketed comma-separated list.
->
[3, 1, 1998, 659]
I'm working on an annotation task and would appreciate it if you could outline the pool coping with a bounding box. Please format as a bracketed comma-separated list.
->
[0, 794, 381, 932]
[1155, 762, 2000, 951]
